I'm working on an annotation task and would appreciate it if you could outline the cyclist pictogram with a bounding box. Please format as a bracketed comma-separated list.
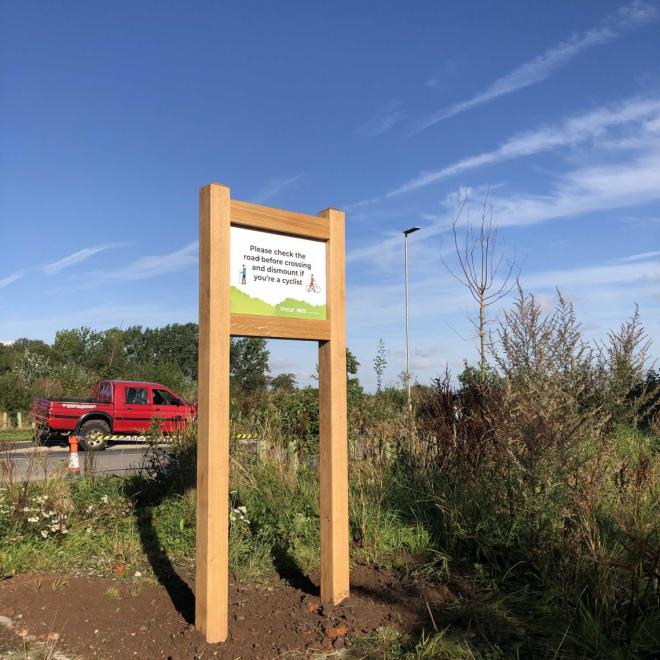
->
[306, 272, 320, 293]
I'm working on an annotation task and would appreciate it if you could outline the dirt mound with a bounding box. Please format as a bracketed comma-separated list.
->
[0, 565, 448, 658]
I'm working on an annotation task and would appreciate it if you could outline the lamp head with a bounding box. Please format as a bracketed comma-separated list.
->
[404, 226, 421, 236]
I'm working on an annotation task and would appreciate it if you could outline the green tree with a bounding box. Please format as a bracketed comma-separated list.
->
[13, 338, 53, 359]
[16, 349, 52, 384]
[96, 327, 128, 377]
[1, 339, 53, 376]
[230, 337, 270, 394]
[122, 325, 150, 366]
[314, 348, 363, 393]
[52, 327, 104, 368]
[0, 343, 20, 374]
[0, 373, 31, 413]
[373, 338, 387, 392]
[121, 323, 199, 381]
[271, 372, 297, 392]
[346, 348, 359, 376]
[145, 323, 199, 379]
[346, 348, 363, 399]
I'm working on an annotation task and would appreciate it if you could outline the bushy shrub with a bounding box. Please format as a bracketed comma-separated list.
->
[0, 372, 31, 414]
[410, 288, 659, 655]
[48, 362, 98, 399]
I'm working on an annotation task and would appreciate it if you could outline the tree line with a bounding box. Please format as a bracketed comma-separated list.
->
[0, 324, 265, 412]
[0, 323, 363, 416]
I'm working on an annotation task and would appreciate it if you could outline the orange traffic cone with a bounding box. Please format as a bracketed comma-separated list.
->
[68, 435, 81, 475]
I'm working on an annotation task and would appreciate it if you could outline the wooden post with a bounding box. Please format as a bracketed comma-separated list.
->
[196, 185, 349, 641]
[17, 412, 23, 429]
[318, 208, 350, 605]
[195, 183, 231, 643]
[2, 412, 7, 431]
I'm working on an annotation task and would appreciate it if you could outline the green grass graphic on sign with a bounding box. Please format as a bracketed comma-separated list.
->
[230, 287, 326, 320]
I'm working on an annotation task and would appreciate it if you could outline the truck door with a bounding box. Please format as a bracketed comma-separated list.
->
[152, 388, 183, 433]
[115, 385, 155, 434]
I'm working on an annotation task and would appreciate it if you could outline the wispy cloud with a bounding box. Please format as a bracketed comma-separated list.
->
[392, 95, 660, 196]
[419, 147, 660, 231]
[346, 95, 660, 209]
[357, 101, 404, 137]
[0, 271, 24, 289]
[43, 244, 118, 275]
[0, 245, 121, 292]
[614, 250, 660, 263]
[492, 147, 660, 227]
[411, 1, 658, 133]
[106, 241, 198, 280]
[350, 146, 660, 267]
[254, 174, 303, 204]
[347, 234, 401, 264]
[525, 258, 660, 291]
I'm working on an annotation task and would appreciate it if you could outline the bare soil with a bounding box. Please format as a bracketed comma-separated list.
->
[0, 565, 451, 659]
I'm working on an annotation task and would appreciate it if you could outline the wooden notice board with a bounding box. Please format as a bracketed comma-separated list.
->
[196, 183, 349, 643]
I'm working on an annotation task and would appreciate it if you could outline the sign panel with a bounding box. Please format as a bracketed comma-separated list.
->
[230, 225, 327, 320]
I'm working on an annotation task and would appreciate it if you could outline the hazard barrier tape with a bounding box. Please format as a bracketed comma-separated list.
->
[93, 434, 151, 441]
[85, 433, 258, 443]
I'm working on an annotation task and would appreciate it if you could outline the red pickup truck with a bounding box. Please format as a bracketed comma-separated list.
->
[32, 379, 197, 450]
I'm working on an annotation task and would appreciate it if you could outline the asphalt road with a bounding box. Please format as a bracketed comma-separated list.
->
[1, 441, 168, 481]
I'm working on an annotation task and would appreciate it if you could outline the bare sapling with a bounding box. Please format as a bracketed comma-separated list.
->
[443, 193, 518, 377]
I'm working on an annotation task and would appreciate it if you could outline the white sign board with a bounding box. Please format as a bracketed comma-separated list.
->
[230, 226, 327, 320]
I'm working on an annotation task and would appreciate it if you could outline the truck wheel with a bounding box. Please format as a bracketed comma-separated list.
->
[78, 420, 109, 451]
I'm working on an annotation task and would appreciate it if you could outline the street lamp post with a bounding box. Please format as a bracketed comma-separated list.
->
[403, 226, 420, 411]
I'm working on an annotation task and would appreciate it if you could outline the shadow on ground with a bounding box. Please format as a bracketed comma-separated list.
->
[271, 542, 320, 596]
[124, 448, 197, 625]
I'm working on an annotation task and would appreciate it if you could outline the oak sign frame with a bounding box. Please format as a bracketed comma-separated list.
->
[195, 183, 349, 643]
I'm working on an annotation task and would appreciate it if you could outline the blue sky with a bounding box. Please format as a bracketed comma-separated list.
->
[1, 1, 659, 390]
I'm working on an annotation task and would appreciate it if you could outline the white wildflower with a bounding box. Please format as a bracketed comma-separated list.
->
[40, 530, 48, 538]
